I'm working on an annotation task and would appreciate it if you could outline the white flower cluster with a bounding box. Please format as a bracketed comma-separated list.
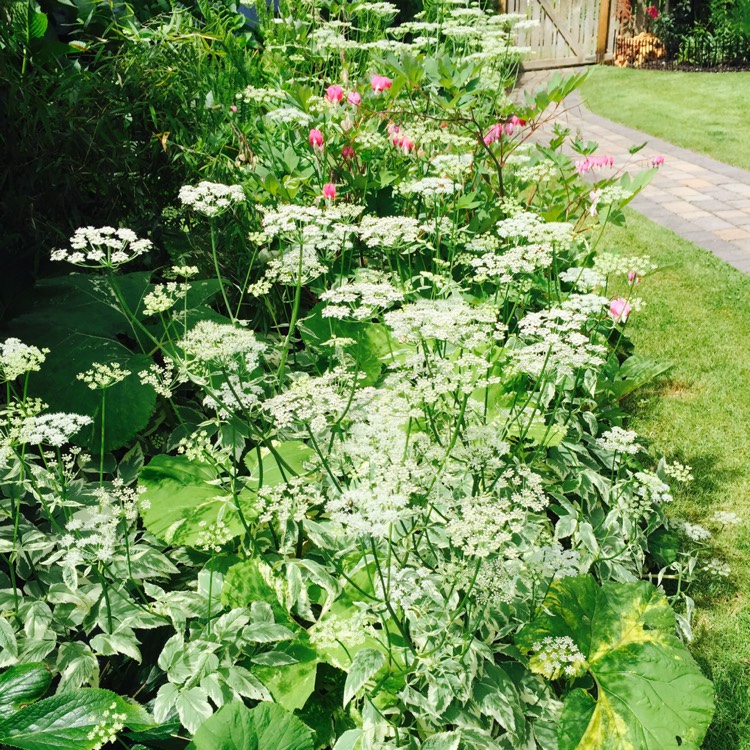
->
[430, 153, 474, 179]
[51, 226, 152, 268]
[86, 702, 128, 750]
[326, 479, 412, 538]
[445, 492, 526, 558]
[498, 464, 549, 512]
[596, 426, 640, 455]
[17, 412, 93, 447]
[394, 177, 460, 200]
[321, 277, 404, 321]
[496, 213, 575, 247]
[663, 460, 694, 483]
[0, 338, 49, 381]
[308, 610, 374, 667]
[384, 298, 498, 348]
[195, 519, 235, 553]
[469, 243, 553, 283]
[703, 558, 730, 578]
[530, 636, 586, 679]
[178, 321, 265, 370]
[138, 359, 188, 398]
[594, 253, 657, 278]
[142, 282, 189, 316]
[264, 107, 313, 126]
[236, 85, 288, 105]
[680, 521, 711, 542]
[178, 181, 245, 217]
[511, 295, 609, 379]
[358, 216, 422, 249]
[712, 510, 740, 526]
[77, 362, 130, 390]
[264, 368, 354, 433]
[256, 477, 322, 527]
[558, 267, 605, 291]
[203, 374, 263, 419]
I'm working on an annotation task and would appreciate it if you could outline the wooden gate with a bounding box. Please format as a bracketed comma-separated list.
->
[502, 0, 617, 69]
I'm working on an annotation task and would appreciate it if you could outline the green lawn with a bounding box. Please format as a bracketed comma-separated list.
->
[603, 210, 750, 749]
[580, 67, 750, 171]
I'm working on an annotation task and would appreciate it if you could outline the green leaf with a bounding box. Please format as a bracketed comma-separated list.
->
[421, 733, 460, 750]
[252, 641, 319, 712]
[140, 455, 254, 546]
[516, 577, 714, 750]
[0, 689, 149, 750]
[175, 687, 213, 734]
[27, 338, 156, 452]
[0, 663, 51, 719]
[472, 663, 527, 745]
[243, 441, 316, 491]
[343, 648, 386, 707]
[192, 701, 314, 750]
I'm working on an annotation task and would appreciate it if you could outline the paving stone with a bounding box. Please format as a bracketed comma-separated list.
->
[514, 79, 750, 275]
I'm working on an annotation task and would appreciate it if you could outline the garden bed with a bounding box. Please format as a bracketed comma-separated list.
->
[0, 1, 720, 748]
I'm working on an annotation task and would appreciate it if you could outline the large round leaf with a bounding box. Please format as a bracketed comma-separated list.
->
[516, 577, 714, 750]
[192, 701, 314, 750]
[27, 335, 156, 453]
[139, 455, 257, 547]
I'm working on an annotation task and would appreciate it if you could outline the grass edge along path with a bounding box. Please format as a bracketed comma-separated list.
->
[604, 209, 750, 750]
[579, 66, 750, 172]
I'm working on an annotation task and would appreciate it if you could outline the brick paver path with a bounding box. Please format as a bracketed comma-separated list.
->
[517, 70, 750, 274]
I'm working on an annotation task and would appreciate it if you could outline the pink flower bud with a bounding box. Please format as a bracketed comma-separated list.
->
[651, 154, 665, 168]
[609, 298, 632, 323]
[370, 75, 392, 93]
[628, 271, 639, 285]
[309, 128, 324, 149]
[322, 183, 337, 200]
[347, 91, 362, 106]
[230, 105, 238, 113]
[342, 145, 355, 160]
[326, 84, 344, 103]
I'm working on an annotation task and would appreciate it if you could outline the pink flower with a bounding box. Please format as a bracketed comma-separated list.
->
[651, 154, 665, 168]
[483, 123, 503, 146]
[347, 91, 362, 106]
[609, 298, 632, 323]
[309, 128, 324, 149]
[342, 145, 355, 160]
[230, 105, 238, 113]
[646, 5, 659, 19]
[322, 183, 337, 200]
[628, 271, 640, 285]
[370, 75, 392, 93]
[504, 115, 527, 136]
[575, 155, 615, 175]
[326, 84, 344, 103]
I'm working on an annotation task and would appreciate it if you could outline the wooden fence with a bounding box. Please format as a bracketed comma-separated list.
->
[502, 0, 617, 69]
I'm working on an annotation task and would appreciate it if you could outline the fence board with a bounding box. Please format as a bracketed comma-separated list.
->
[507, 0, 616, 68]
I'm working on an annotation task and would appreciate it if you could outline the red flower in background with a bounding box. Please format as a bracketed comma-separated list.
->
[646, 5, 659, 19]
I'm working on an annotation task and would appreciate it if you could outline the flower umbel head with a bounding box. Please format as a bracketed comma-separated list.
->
[51, 227, 152, 269]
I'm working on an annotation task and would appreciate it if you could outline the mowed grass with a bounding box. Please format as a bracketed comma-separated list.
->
[579, 66, 750, 171]
[603, 210, 750, 749]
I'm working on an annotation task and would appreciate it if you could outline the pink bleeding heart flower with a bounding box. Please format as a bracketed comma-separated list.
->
[342, 145, 355, 160]
[483, 123, 503, 146]
[651, 154, 665, 168]
[322, 183, 337, 200]
[309, 128, 324, 149]
[230, 105, 238, 113]
[609, 298, 632, 323]
[326, 84, 344, 103]
[646, 5, 659, 18]
[370, 74, 392, 93]
[628, 271, 640, 285]
[347, 91, 362, 106]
